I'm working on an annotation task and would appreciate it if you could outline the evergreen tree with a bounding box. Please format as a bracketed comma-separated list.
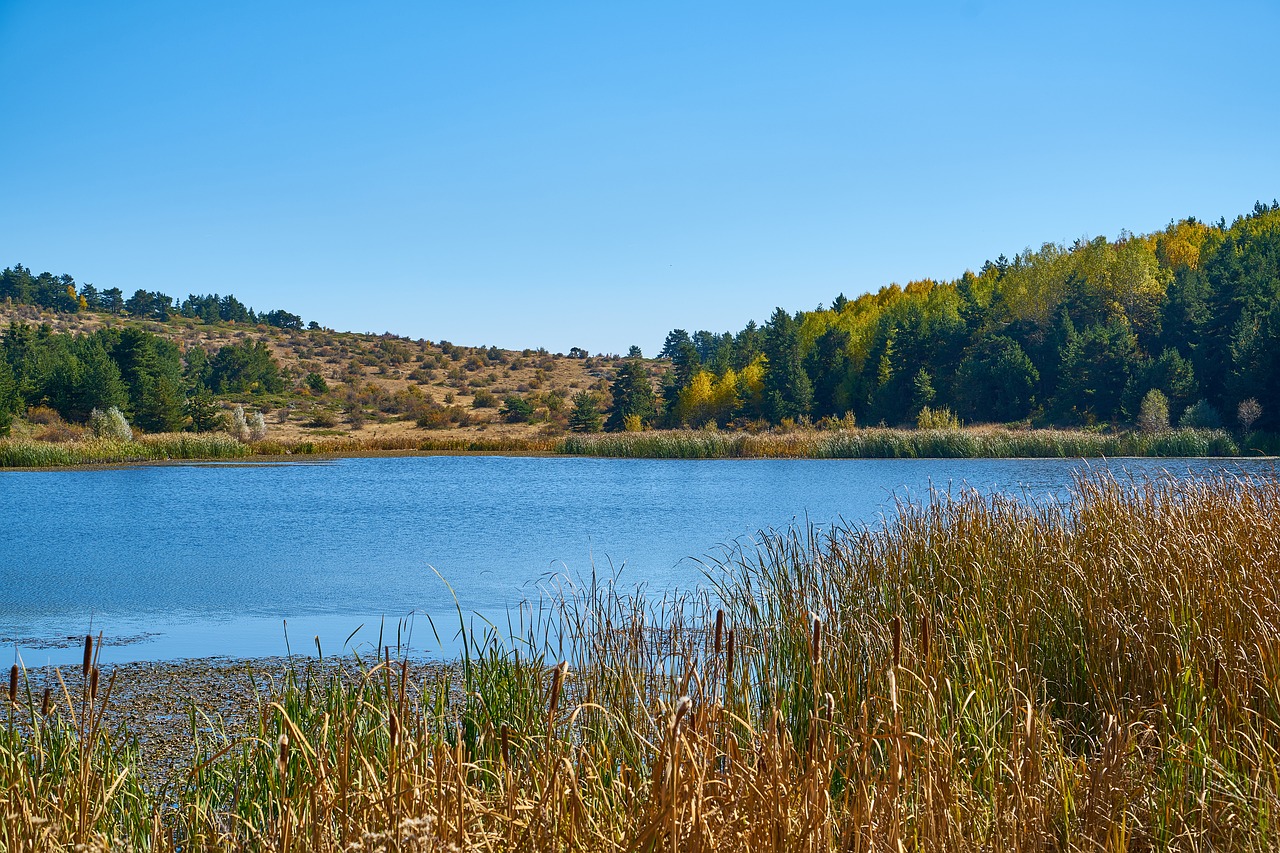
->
[805, 326, 851, 419]
[0, 357, 16, 435]
[605, 360, 656, 431]
[567, 391, 603, 433]
[185, 386, 221, 432]
[911, 368, 936, 415]
[954, 336, 1039, 423]
[136, 373, 186, 432]
[1055, 321, 1137, 423]
[762, 308, 812, 422]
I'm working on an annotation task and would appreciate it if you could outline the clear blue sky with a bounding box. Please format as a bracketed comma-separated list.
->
[2, 1, 1277, 355]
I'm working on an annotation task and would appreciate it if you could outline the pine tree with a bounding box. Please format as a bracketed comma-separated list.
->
[185, 386, 221, 432]
[605, 360, 655, 431]
[567, 391, 603, 433]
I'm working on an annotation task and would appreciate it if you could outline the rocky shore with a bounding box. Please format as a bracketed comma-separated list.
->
[5, 655, 465, 785]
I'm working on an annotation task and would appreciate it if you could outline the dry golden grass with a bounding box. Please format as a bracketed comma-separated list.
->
[4, 472, 1280, 850]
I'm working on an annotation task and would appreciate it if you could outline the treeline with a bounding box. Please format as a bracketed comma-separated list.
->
[0, 323, 284, 435]
[0, 264, 306, 330]
[635, 200, 1280, 432]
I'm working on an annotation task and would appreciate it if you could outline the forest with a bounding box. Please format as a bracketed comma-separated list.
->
[645, 201, 1280, 432]
[0, 323, 281, 436]
[0, 266, 304, 330]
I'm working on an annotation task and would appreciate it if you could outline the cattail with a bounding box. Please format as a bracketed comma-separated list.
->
[40, 687, 51, 717]
[7, 665, 16, 705]
[89, 667, 99, 701]
[811, 615, 823, 665]
[277, 733, 290, 774]
[500, 723, 511, 766]
[725, 630, 735, 680]
[82, 635, 93, 677]
[675, 695, 693, 730]
[1212, 658, 1223, 693]
[891, 615, 901, 668]
[714, 609, 725, 656]
[389, 710, 399, 747]
[823, 691, 836, 722]
[549, 662, 567, 720]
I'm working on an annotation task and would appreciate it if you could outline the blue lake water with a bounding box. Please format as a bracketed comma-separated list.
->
[1, 455, 1274, 665]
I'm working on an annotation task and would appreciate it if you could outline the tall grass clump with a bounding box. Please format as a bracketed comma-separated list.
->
[5, 471, 1280, 849]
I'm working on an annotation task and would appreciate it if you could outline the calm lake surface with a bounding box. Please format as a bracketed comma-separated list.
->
[2, 455, 1275, 665]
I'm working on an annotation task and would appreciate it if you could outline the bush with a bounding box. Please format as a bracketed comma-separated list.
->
[916, 406, 960, 430]
[501, 395, 536, 424]
[89, 406, 133, 441]
[1179, 399, 1222, 429]
[249, 410, 268, 441]
[307, 409, 339, 428]
[231, 405, 251, 442]
[306, 372, 330, 395]
[472, 389, 498, 408]
[1239, 397, 1262, 432]
[1137, 389, 1170, 433]
[26, 406, 62, 426]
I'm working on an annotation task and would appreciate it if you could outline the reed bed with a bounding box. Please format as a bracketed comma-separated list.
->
[0, 433, 251, 467]
[558, 426, 1242, 459]
[254, 434, 560, 457]
[0, 427, 1246, 468]
[5, 471, 1280, 850]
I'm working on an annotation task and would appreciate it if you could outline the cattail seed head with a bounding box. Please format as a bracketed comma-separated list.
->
[7, 665, 16, 705]
[82, 635, 93, 677]
[389, 710, 399, 746]
[811, 616, 823, 665]
[823, 692, 836, 722]
[89, 667, 99, 701]
[277, 734, 290, 774]
[725, 630, 735, 680]
[40, 687, 51, 717]
[549, 662, 567, 719]
[675, 695, 693, 729]
[891, 616, 901, 668]
[714, 609, 725, 656]
[500, 723, 511, 766]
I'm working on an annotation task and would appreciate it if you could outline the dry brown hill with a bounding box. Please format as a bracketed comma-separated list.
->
[0, 302, 649, 442]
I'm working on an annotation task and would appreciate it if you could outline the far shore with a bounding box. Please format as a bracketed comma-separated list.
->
[0, 424, 1271, 470]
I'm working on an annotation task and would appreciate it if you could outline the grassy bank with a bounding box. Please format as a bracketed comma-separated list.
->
[0, 426, 1257, 468]
[5, 472, 1280, 849]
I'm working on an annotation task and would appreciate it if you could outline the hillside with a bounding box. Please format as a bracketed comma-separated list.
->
[0, 300, 637, 444]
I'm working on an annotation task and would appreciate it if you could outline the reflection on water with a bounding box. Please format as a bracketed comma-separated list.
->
[1, 455, 1273, 664]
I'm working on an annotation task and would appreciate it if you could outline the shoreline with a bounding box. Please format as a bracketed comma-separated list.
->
[0, 425, 1269, 471]
[6, 654, 465, 784]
